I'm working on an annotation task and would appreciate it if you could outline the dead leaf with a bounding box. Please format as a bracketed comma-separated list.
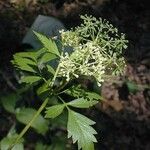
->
[103, 100, 123, 111]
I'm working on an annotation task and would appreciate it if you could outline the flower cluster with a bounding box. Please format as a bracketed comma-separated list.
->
[60, 29, 80, 47]
[58, 15, 128, 86]
[58, 41, 106, 86]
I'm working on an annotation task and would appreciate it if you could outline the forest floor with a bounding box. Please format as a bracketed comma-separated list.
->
[0, 0, 150, 149]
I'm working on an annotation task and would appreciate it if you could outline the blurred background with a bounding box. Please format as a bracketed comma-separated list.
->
[0, 0, 150, 149]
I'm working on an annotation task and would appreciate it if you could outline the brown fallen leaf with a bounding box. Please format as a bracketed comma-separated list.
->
[102, 99, 123, 112]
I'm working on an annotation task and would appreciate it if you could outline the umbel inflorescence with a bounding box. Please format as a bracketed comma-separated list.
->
[10, 15, 128, 150]
[58, 15, 128, 86]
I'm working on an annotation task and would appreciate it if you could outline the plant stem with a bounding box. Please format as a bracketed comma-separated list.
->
[8, 98, 49, 150]
[58, 96, 70, 110]
[50, 52, 63, 87]
[50, 64, 60, 87]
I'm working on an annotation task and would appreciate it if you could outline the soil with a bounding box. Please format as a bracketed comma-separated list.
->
[0, 0, 150, 149]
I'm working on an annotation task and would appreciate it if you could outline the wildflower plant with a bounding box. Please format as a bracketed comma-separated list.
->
[10, 15, 128, 150]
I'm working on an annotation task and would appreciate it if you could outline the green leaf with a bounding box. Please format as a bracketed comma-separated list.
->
[64, 85, 85, 98]
[13, 56, 36, 66]
[14, 51, 37, 60]
[68, 98, 98, 108]
[126, 81, 139, 93]
[86, 92, 102, 101]
[39, 52, 57, 64]
[16, 108, 49, 134]
[34, 31, 60, 56]
[12, 61, 36, 73]
[0, 134, 24, 150]
[12, 54, 37, 73]
[37, 82, 49, 96]
[52, 111, 67, 127]
[45, 104, 65, 118]
[1, 93, 21, 113]
[67, 110, 97, 150]
[20, 76, 42, 84]
[65, 85, 102, 101]
[46, 65, 55, 75]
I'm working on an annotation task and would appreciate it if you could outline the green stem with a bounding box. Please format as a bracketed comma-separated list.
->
[50, 52, 63, 87]
[58, 96, 69, 110]
[50, 64, 60, 87]
[8, 98, 49, 150]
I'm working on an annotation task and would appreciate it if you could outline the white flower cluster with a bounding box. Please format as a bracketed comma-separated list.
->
[58, 41, 107, 86]
[58, 15, 128, 86]
[60, 29, 80, 47]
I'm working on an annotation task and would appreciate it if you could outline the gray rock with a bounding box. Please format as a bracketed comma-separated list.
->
[22, 15, 65, 49]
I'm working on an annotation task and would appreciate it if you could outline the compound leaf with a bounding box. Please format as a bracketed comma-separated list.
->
[13, 56, 36, 66]
[39, 52, 57, 64]
[86, 92, 102, 101]
[20, 76, 42, 84]
[12, 60, 36, 73]
[46, 65, 55, 75]
[12, 53, 37, 73]
[34, 31, 60, 56]
[37, 82, 49, 96]
[68, 98, 98, 108]
[45, 104, 65, 118]
[14, 52, 37, 61]
[65, 85, 102, 101]
[67, 110, 97, 150]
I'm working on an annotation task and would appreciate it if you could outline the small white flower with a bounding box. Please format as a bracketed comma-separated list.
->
[57, 15, 127, 86]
